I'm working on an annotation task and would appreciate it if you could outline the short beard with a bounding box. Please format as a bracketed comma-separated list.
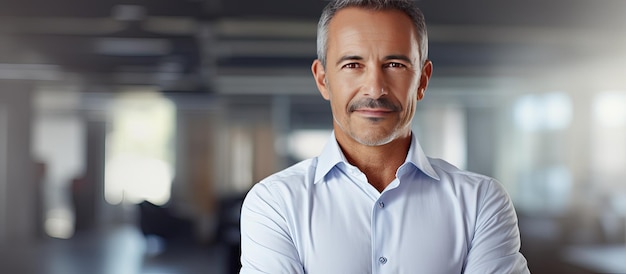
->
[347, 98, 401, 113]
[350, 124, 399, 146]
[334, 115, 403, 146]
[327, 83, 406, 146]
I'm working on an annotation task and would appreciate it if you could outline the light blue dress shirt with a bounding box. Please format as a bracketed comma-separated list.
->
[240, 132, 529, 274]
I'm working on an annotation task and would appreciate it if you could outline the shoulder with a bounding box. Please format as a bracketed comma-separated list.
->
[243, 158, 318, 206]
[260, 158, 318, 189]
[428, 158, 492, 183]
[426, 158, 518, 235]
[427, 157, 508, 200]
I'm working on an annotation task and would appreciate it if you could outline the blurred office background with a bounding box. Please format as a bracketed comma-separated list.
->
[1, 0, 626, 273]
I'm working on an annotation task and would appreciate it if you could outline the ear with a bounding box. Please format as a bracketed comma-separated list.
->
[417, 60, 433, 101]
[312, 59, 330, 100]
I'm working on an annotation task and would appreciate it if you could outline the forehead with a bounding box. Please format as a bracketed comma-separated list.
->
[327, 7, 419, 58]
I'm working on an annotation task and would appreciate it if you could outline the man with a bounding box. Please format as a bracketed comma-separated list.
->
[240, 0, 529, 273]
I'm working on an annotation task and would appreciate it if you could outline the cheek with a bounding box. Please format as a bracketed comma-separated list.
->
[327, 82, 355, 112]
[325, 88, 347, 120]
[402, 93, 418, 122]
[406, 99, 416, 119]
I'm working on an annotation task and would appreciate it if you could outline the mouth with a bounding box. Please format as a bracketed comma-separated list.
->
[353, 108, 395, 117]
[347, 98, 401, 122]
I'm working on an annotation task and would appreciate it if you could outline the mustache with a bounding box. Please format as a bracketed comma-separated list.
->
[348, 98, 402, 113]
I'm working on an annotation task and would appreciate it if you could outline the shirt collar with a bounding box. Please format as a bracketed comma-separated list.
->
[314, 131, 440, 184]
[404, 133, 440, 180]
[314, 132, 345, 184]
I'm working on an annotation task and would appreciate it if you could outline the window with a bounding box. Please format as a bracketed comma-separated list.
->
[513, 92, 572, 132]
[104, 90, 176, 206]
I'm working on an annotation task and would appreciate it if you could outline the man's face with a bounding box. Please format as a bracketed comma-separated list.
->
[312, 7, 432, 146]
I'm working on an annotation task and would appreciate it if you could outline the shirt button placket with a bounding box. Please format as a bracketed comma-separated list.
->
[374, 197, 389, 273]
[375, 199, 387, 272]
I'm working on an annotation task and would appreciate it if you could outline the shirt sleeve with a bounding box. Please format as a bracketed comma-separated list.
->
[463, 179, 530, 274]
[239, 182, 305, 274]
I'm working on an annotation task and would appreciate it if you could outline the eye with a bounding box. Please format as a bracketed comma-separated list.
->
[385, 62, 406, 69]
[341, 63, 361, 69]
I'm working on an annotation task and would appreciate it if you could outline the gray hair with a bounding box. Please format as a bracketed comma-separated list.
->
[316, 0, 429, 67]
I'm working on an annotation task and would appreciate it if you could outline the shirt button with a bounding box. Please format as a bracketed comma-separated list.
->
[379, 257, 387, 264]
[378, 201, 385, 208]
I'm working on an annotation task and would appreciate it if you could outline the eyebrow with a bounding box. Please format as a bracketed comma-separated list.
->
[335, 55, 363, 66]
[384, 55, 414, 66]
[335, 54, 414, 66]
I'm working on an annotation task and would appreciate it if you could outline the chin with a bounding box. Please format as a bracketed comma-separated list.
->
[335, 118, 405, 146]
[351, 131, 396, 147]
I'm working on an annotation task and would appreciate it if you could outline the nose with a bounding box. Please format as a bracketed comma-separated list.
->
[363, 67, 387, 98]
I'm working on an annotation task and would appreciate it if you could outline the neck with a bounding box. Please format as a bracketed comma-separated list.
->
[335, 129, 411, 192]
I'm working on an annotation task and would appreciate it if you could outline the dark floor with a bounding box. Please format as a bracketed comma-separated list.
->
[519, 215, 626, 274]
[1, 222, 623, 274]
[0, 225, 234, 274]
